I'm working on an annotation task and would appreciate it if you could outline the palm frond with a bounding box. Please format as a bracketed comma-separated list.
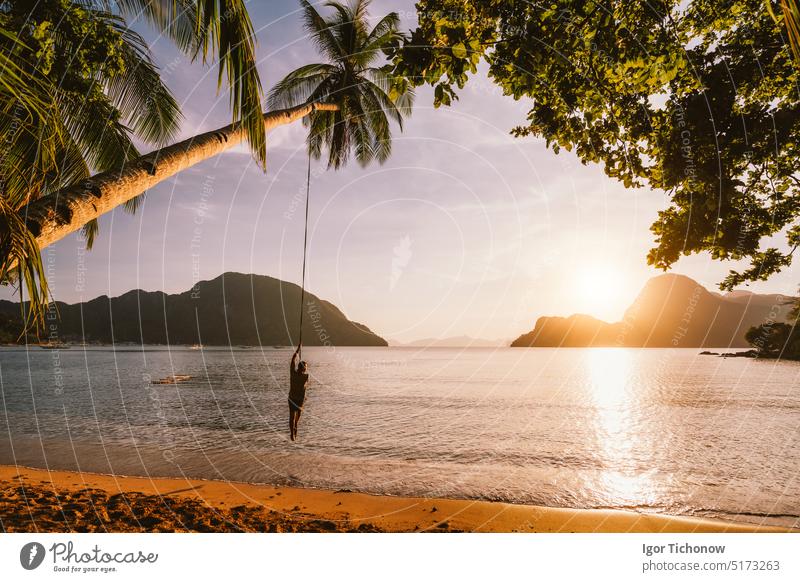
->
[347, 101, 376, 166]
[105, 23, 183, 145]
[271, 0, 411, 169]
[364, 69, 413, 120]
[197, 0, 266, 166]
[81, 219, 99, 250]
[58, 86, 140, 172]
[356, 85, 392, 162]
[306, 107, 336, 159]
[267, 63, 337, 110]
[0, 0, 267, 330]
[363, 11, 400, 48]
[113, 0, 200, 56]
[0, 196, 49, 330]
[327, 1, 361, 54]
[118, 0, 266, 166]
[300, 0, 346, 63]
[1, 115, 91, 207]
[123, 193, 146, 214]
[782, 0, 800, 62]
[328, 107, 350, 168]
[0, 30, 51, 118]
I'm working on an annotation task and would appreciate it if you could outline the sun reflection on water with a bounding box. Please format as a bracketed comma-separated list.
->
[587, 348, 655, 505]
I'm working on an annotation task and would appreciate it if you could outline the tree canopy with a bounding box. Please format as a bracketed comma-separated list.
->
[390, 0, 800, 290]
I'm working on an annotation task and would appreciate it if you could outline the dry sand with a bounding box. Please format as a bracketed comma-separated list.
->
[0, 465, 788, 533]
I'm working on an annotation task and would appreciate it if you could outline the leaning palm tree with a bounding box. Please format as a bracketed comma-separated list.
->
[3, 0, 410, 330]
[267, 0, 414, 169]
[266, 0, 413, 350]
[2, 2, 184, 249]
[1, 0, 265, 326]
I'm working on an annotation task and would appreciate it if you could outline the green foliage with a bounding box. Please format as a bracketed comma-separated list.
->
[1, 0, 264, 329]
[745, 321, 800, 358]
[268, 0, 414, 168]
[745, 283, 800, 358]
[391, 0, 800, 289]
[0, 0, 183, 326]
[0, 28, 57, 330]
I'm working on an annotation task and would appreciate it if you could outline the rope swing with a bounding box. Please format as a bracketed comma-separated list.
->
[297, 150, 312, 360]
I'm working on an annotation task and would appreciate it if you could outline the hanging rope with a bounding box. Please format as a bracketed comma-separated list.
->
[297, 150, 312, 360]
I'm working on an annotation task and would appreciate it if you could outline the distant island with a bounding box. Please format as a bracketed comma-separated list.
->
[511, 274, 794, 348]
[0, 272, 386, 347]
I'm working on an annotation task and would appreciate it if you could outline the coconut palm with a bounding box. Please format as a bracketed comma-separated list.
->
[2, 2, 184, 249]
[267, 0, 414, 168]
[266, 0, 413, 354]
[1, 0, 266, 326]
[3, 0, 411, 330]
[18, 100, 337, 253]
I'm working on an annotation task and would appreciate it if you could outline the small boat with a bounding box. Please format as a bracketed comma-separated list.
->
[189, 344, 203, 350]
[39, 343, 70, 350]
[152, 374, 192, 385]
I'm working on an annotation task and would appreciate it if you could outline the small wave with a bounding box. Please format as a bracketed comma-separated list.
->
[692, 508, 800, 520]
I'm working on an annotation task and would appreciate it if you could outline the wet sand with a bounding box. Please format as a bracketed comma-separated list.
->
[0, 465, 788, 533]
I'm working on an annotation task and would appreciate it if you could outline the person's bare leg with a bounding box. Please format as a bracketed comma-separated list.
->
[294, 409, 302, 439]
[289, 408, 296, 441]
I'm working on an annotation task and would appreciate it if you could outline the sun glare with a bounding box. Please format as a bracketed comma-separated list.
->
[571, 262, 631, 321]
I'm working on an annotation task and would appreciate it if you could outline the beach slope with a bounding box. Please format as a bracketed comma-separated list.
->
[0, 465, 787, 533]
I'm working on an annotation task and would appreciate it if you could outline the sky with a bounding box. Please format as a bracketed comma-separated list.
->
[5, 0, 799, 343]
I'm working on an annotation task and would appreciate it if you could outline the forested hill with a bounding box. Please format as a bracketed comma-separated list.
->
[0, 272, 387, 347]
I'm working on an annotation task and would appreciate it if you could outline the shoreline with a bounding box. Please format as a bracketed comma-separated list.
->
[0, 465, 789, 533]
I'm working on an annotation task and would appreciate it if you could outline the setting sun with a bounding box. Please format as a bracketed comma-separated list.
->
[571, 262, 633, 322]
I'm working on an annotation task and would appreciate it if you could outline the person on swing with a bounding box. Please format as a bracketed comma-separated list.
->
[289, 343, 309, 441]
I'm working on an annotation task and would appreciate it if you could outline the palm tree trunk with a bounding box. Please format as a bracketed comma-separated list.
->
[20, 102, 338, 252]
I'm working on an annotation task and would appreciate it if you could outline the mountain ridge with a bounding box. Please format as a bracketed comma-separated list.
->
[0, 272, 386, 346]
[511, 274, 795, 348]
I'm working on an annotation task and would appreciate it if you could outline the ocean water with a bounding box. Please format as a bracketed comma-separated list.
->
[0, 346, 798, 528]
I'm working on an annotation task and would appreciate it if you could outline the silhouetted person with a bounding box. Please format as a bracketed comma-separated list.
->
[289, 344, 309, 441]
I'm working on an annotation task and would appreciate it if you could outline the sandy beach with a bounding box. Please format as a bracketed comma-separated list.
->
[0, 465, 788, 533]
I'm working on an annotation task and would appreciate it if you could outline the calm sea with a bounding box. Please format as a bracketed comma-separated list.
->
[1, 346, 798, 528]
